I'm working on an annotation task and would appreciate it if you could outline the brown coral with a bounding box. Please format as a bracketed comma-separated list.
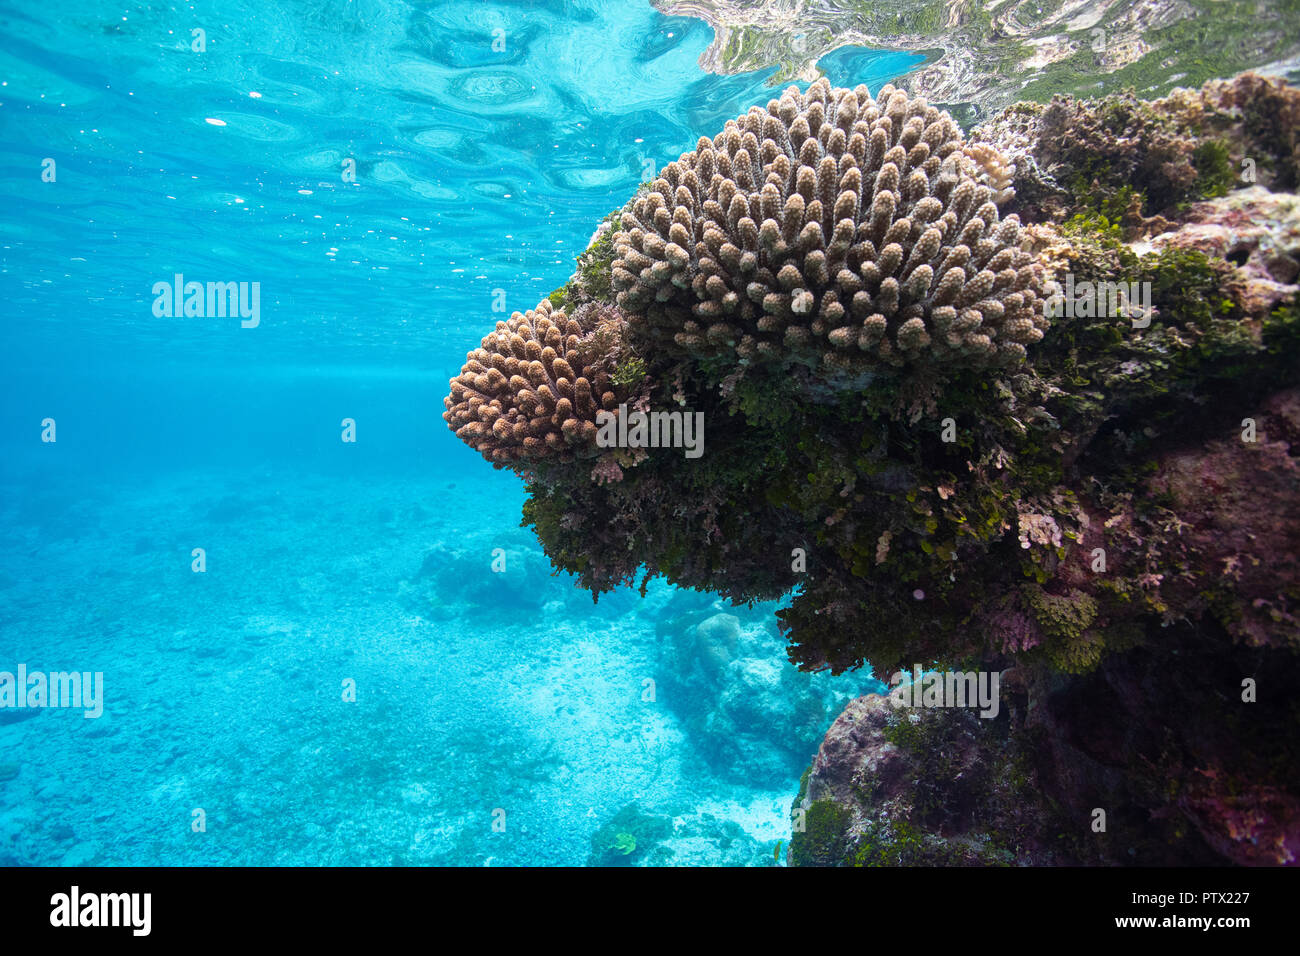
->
[443, 299, 623, 465]
[610, 78, 1047, 372]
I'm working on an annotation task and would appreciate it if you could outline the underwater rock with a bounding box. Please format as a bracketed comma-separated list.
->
[793, 644, 1300, 866]
[587, 803, 674, 866]
[692, 612, 740, 676]
[587, 801, 773, 867]
[403, 544, 563, 613]
[789, 692, 1054, 866]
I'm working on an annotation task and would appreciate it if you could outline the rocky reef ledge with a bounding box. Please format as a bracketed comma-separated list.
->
[445, 72, 1300, 865]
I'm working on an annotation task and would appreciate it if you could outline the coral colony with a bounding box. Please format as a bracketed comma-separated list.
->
[610, 81, 1049, 371]
[444, 301, 626, 464]
[448, 73, 1300, 866]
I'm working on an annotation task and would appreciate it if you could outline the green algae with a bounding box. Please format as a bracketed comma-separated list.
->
[788, 799, 851, 867]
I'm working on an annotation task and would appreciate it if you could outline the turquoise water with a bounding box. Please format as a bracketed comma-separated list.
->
[0, 0, 913, 866]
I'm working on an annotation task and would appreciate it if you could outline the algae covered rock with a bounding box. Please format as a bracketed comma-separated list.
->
[789, 692, 1050, 866]
[971, 72, 1300, 225]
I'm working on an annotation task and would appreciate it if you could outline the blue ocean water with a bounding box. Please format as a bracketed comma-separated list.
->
[0, 0, 914, 866]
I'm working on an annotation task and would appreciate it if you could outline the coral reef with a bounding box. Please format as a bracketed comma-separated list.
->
[445, 73, 1300, 866]
[587, 801, 776, 866]
[611, 79, 1047, 373]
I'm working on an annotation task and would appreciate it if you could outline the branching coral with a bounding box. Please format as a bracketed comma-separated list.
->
[963, 142, 1017, 206]
[443, 300, 627, 465]
[611, 79, 1047, 373]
